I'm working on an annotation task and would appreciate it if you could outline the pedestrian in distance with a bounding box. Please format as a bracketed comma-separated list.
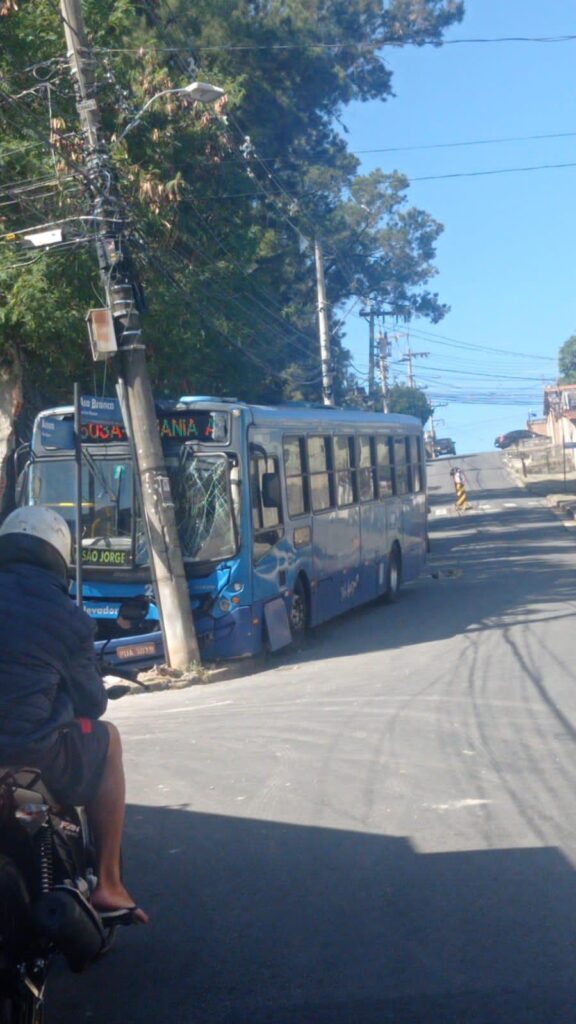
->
[450, 466, 472, 511]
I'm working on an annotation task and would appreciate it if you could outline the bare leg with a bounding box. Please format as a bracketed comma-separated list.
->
[87, 722, 148, 923]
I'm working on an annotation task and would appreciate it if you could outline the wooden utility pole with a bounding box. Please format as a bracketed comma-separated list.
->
[60, 0, 200, 668]
[314, 237, 334, 407]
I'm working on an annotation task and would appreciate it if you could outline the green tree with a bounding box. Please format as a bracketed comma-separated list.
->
[0, 0, 463, 428]
[559, 334, 576, 383]
[387, 383, 432, 424]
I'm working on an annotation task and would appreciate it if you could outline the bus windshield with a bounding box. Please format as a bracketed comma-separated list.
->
[171, 452, 237, 562]
[27, 450, 238, 567]
[29, 457, 138, 566]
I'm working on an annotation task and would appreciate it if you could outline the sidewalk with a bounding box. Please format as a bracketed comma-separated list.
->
[504, 452, 576, 519]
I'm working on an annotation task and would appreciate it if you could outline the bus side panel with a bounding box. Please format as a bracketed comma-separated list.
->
[400, 493, 428, 582]
[311, 507, 361, 626]
[359, 501, 397, 600]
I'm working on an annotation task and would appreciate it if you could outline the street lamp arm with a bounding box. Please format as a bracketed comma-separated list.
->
[118, 81, 225, 142]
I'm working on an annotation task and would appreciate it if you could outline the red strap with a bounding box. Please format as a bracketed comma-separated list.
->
[78, 717, 93, 734]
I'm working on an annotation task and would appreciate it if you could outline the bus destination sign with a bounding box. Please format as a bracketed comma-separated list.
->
[81, 547, 133, 568]
[80, 411, 228, 445]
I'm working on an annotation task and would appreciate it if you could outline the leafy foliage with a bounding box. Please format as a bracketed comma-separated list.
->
[0, 0, 463, 419]
[387, 383, 433, 424]
[559, 334, 576, 383]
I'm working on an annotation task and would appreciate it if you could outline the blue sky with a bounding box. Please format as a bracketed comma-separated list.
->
[340, 0, 575, 453]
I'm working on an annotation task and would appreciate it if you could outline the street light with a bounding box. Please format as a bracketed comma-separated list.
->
[118, 81, 225, 140]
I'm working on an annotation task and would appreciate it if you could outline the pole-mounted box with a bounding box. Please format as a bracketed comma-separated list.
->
[86, 307, 117, 361]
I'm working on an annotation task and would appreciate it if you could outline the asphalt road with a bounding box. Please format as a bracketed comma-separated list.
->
[49, 451, 576, 1023]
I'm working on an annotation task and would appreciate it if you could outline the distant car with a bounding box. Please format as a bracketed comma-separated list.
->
[494, 429, 537, 449]
[433, 437, 456, 457]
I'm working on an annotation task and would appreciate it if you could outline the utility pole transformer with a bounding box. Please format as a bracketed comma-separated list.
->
[314, 237, 334, 407]
[60, 0, 200, 668]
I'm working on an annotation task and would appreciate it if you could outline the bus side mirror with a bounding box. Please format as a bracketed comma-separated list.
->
[262, 472, 281, 509]
[13, 444, 30, 508]
[14, 467, 29, 507]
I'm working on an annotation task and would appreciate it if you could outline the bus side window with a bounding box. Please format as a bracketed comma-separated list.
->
[408, 436, 423, 493]
[251, 454, 283, 561]
[334, 435, 357, 507]
[393, 437, 409, 495]
[376, 437, 393, 498]
[307, 436, 332, 512]
[283, 436, 309, 517]
[358, 436, 376, 502]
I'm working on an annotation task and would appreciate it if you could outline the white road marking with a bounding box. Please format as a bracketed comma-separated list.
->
[503, 502, 518, 507]
[427, 799, 492, 812]
[160, 700, 235, 714]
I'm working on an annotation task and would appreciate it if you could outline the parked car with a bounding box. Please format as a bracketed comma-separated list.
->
[494, 429, 537, 449]
[433, 437, 456, 457]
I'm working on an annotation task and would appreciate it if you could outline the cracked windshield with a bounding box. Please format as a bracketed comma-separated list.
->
[172, 453, 237, 562]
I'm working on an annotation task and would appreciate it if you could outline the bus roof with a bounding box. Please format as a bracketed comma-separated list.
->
[175, 397, 422, 432]
[34, 399, 422, 433]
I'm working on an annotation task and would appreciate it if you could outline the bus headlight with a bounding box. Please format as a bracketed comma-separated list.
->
[219, 597, 232, 613]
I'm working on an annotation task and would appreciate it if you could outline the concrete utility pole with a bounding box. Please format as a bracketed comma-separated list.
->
[360, 306, 393, 408]
[399, 341, 429, 388]
[314, 237, 334, 407]
[377, 331, 391, 413]
[60, 0, 200, 668]
[367, 307, 375, 398]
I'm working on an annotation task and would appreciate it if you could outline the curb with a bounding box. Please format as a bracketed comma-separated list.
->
[505, 458, 576, 515]
[545, 494, 576, 520]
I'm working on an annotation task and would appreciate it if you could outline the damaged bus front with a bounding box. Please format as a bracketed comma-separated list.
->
[17, 399, 248, 667]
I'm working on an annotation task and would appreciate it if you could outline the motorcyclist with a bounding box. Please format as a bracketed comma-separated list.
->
[0, 507, 147, 925]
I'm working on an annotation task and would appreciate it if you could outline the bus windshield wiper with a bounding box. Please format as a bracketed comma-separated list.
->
[82, 448, 118, 504]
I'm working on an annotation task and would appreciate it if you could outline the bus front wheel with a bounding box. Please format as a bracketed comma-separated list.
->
[384, 547, 401, 603]
[289, 578, 309, 639]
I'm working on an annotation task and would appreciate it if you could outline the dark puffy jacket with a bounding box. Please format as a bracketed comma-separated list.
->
[0, 562, 107, 750]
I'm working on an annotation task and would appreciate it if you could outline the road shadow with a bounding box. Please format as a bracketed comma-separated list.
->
[49, 804, 576, 1023]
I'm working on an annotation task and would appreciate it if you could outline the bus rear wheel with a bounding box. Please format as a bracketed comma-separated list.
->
[384, 546, 401, 603]
[289, 578, 309, 640]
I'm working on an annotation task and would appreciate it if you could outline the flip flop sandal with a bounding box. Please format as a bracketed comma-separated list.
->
[98, 906, 144, 927]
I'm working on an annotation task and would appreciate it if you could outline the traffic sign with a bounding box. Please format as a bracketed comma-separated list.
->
[80, 395, 123, 425]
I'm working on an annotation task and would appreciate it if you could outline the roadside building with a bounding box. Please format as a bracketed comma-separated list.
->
[543, 385, 576, 463]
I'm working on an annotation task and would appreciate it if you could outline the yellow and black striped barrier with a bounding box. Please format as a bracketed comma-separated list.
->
[454, 480, 471, 510]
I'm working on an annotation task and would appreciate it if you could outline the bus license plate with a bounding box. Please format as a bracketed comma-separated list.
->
[116, 642, 157, 660]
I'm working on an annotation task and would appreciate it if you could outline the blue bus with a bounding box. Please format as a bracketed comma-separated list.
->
[16, 398, 428, 667]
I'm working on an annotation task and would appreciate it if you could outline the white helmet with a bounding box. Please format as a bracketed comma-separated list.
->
[0, 507, 72, 569]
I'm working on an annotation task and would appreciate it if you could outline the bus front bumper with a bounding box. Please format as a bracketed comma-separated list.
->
[95, 605, 261, 672]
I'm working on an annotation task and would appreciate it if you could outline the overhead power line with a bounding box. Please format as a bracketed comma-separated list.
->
[94, 34, 576, 56]
[411, 160, 576, 182]
[354, 129, 576, 156]
[404, 324, 556, 362]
